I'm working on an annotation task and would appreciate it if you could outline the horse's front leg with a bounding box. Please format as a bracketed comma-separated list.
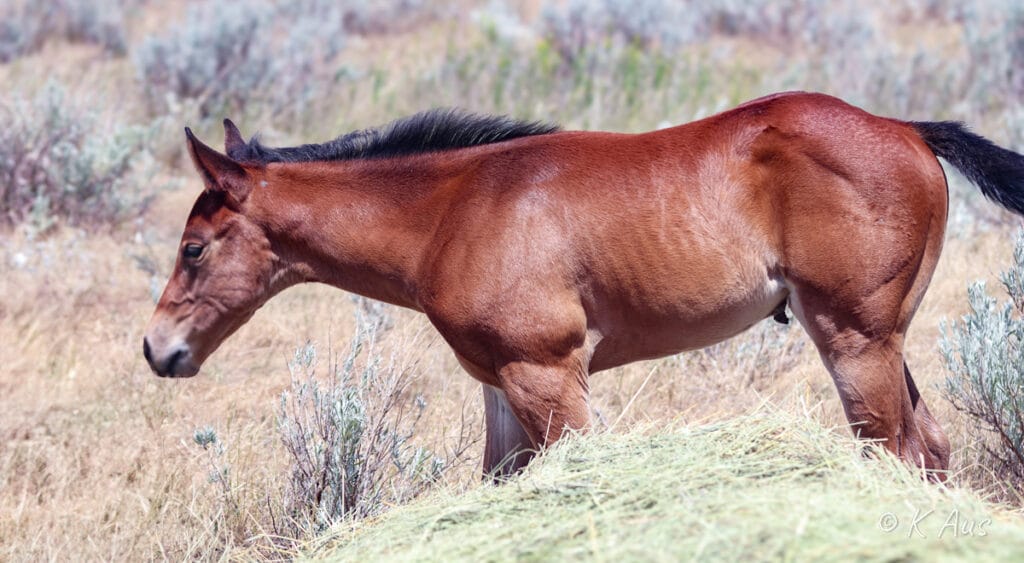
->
[494, 350, 593, 453]
[468, 344, 593, 480]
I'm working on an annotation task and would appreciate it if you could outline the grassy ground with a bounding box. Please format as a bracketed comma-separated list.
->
[308, 410, 1024, 562]
[2, 1, 1024, 560]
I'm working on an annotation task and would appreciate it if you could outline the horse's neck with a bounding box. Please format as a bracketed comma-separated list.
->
[261, 160, 448, 310]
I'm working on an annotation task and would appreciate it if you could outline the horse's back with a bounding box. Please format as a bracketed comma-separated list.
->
[421, 93, 949, 372]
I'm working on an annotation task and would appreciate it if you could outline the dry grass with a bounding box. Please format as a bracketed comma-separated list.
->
[0, 223, 484, 559]
[3, 1, 1024, 560]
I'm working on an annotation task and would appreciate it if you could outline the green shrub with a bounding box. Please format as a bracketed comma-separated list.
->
[941, 230, 1024, 482]
[958, 2, 1024, 113]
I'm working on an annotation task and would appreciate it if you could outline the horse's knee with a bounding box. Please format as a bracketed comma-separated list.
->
[499, 359, 591, 447]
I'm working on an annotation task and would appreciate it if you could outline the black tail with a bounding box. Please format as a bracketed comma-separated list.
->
[911, 121, 1024, 216]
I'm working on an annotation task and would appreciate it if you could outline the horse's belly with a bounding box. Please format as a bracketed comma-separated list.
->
[587, 269, 787, 373]
[574, 176, 786, 372]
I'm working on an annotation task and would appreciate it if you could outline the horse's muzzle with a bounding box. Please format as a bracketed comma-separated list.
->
[143, 336, 199, 378]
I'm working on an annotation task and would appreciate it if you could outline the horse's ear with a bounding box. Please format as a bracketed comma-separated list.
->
[184, 127, 251, 202]
[223, 118, 246, 157]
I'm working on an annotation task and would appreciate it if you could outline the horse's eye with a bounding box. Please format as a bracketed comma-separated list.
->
[183, 243, 204, 259]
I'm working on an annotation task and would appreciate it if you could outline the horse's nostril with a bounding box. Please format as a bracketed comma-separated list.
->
[143, 337, 154, 367]
[166, 348, 186, 375]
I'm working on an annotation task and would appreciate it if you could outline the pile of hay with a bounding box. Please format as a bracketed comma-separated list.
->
[308, 410, 1024, 561]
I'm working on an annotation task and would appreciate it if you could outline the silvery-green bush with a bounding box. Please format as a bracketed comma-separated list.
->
[537, 0, 875, 63]
[956, 1, 1024, 109]
[0, 0, 126, 63]
[458, 0, 886, 131]
[0, 82, 155, 229]
[941, 231, 1024, 482]
[277, 300, 445, 533]
[134, 0, 352, 120]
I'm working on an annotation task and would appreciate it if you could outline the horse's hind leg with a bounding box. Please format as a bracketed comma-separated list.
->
[786, 230, 950, 476]
[795, 328, 946, 474]
[904, 363, 951, 469]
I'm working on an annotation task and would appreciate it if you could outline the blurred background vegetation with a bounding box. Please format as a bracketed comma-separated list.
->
[1, 0, 1023, 560]
[4, 0, 1024, 230]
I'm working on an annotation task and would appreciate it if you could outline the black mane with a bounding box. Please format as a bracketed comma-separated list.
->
[229, 109, 561, 164]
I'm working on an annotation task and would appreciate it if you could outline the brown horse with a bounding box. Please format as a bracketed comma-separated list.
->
[143, 91, 1024, 479]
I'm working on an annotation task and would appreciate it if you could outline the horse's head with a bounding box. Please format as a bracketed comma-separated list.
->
[143, 121, 278, 377]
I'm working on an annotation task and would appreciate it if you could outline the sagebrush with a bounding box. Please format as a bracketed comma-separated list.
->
[0, 82, 155, 229]
[941, 230, 1024, 484]
[134, 0, 345, 120]
[276, 299, 464, 534]
[0, 0, 126, 63]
